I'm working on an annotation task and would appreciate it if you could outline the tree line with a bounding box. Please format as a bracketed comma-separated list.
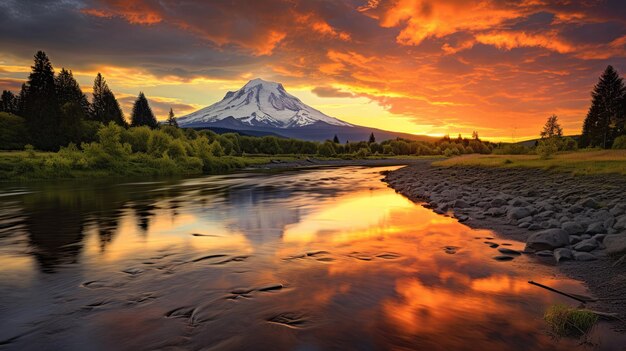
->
[0, 51, 161, 151]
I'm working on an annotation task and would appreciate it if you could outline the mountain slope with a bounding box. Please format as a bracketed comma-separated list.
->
[178, 78, 435, 142]
[178, 78, 351, 128]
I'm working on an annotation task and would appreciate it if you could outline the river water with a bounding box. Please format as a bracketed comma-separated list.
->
[0, 166, 624, 350]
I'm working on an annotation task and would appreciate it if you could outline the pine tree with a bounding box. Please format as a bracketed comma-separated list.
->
[17, 83, 27, 116]
[55, 68, 89, 115]
[131, 92, 157, 128]
[22, 51, 62, 150]
[540, 115, 563, 139]
[333, 134, 340, 143]
[91, 73, 126, 126]
[0, 90, 17, 113]
[368, 132, 375, 143]
[472, 131, 479, 140]
[166, 108, 178, 127]
[580, 65, 626, 148]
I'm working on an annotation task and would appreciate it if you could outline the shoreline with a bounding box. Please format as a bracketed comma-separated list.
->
[383, 162, 626, 331]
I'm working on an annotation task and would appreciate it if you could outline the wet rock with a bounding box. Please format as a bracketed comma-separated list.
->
[573, 251, 598, 261]
[443, 246, 459, 254]
[306, 250, 330, 257]
[192, 254, 228, 263]
[604, 234, 626, 255]
[536, 250, 554, 257]
[569, 235, 582, 245]
[528, 223, 543, 231]
[484, 241, 499, 248]
[525, 229, 569, 251]
[257, 284, 284, 292]
[554, 248, 573, 263]
[498, 248, 521, 255]
[493, 255, 515, 261]
[573, 238, 598, 252]
[561, 221, 585, 235]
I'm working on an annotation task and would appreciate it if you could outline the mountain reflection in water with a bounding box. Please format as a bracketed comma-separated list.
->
[0, 166, 624, 350]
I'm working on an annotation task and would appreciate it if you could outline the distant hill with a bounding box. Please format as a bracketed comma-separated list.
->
[178, 78, 437, 142]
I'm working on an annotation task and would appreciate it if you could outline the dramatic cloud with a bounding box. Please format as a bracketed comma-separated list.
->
[0, 0, 625, 139]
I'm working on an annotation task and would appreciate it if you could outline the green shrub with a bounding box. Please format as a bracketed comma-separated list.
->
[559, 137, 578, 151]
[355, 147, 369, 159]
[0, 112, 27, 150]
[537, 138, 559, 159]
[612, 135, 626, 149]
[544, 304, 597, 338]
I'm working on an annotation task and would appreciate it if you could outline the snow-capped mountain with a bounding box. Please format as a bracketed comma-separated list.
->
[177, 78, 352, 129]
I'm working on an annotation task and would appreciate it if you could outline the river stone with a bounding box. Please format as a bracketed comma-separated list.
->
[573, 238, 598, 252]
[508, 207, 532, 220]
[577, 198, 600, 209]
[554, 248, 573, 263]
[518, 222, 531, 228]
[528, 223, 543, 231]
[604, 234, 626, 255]
[561, 221, 585, 235]
[493, 255, 515, 261]
[498, 248, 521, 255]
[592, 234, 607, 243]
[573, 251, 598, 261]
[586, 222, 605, 234]
[509, 198, 530, 207]
[453, 199, 469, 208]
[614, 215, 626, 231]
[490, 198, 507, 207]
[525, 229, 569, 251]
[518, 216, 533, 223]
[536, 250, 554, 257]
[569, 235, 582, 245]
[537, 210, 555, 218]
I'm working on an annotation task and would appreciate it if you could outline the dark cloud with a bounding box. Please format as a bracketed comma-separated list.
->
[312, 86, 356, 98]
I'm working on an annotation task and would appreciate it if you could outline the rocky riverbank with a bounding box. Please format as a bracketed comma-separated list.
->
[384, 163, 626, 329]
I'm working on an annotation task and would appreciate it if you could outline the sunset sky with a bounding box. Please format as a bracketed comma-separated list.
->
[1, 0, 626, 141]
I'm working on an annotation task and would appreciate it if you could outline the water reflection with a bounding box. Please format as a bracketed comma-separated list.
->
[0, 167, 624, 350]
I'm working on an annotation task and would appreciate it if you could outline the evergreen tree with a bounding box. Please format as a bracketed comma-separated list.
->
[166, 108, 178, 127]
[333, 134, 340, 143]
[22, 51, 62, 150]
[91, 73, 126, 126]
[0, 90, 17, 113]
[17, 83, 27, 116]
[368, 132, 375, 143]
[472, 131, 479, 140]
[55, 68, 89, 115]
[580, 65, 626, 148]
[540, 115, 563, 139]
[130, 92, 157, 128]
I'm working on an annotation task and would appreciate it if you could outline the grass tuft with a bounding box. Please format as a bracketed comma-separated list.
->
[544, 304, 598, 338]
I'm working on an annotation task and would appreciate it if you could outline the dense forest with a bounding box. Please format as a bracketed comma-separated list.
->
[0, 51, 625, 179]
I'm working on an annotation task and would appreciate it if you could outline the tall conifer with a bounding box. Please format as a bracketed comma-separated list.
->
[22, 51, 61, 150]
[130, 92, 157, 128]
[580, 66, 626, 148]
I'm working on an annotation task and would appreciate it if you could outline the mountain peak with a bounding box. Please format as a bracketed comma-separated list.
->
[178, 79, 352, 129]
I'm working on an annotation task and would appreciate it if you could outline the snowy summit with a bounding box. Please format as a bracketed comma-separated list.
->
[177, 78, 352, 128]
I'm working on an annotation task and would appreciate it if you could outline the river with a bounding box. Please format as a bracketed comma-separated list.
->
[0, 166, 624, 350]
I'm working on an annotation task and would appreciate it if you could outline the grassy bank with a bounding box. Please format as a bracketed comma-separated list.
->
[0, 150, 303, 181]
[433, 150, 626, 175]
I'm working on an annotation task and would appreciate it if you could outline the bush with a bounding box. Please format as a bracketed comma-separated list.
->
[0, 112, 28, 150]
[355, 147, 369, 159]
[544, 304, 597, 338]
[537, 138, 559, 159]
[559, 137, 578, 151]
[612, 135, 626, 149]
